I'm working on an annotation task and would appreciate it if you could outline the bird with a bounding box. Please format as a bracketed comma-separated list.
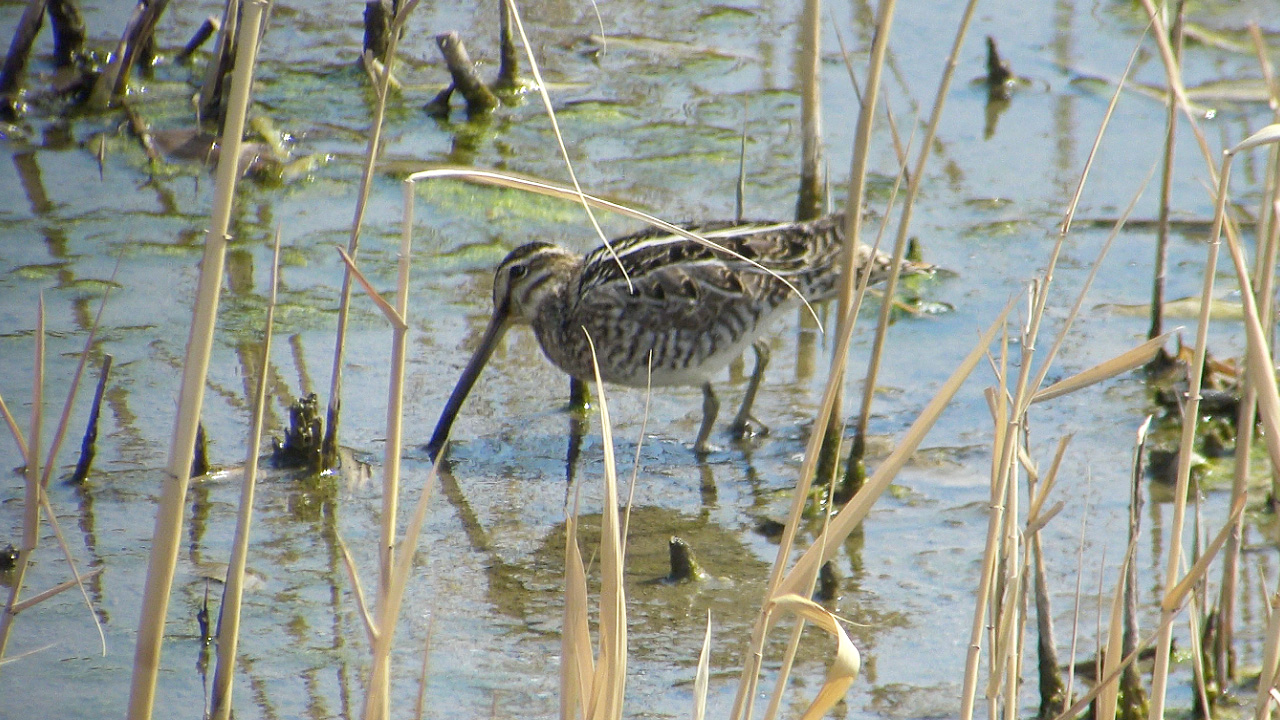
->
[426, 212, 933, 456]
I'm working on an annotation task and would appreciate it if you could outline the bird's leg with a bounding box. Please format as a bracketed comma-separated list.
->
[694, 382, 720, 455]
[568, 376, 590, 412]
[730, 340, 771, 439]
[565, 377, 589, 484]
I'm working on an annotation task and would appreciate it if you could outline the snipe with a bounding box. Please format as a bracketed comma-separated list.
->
[426, 213, 932, 456]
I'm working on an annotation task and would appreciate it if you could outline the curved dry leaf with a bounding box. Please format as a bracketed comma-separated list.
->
[1229, 123, 1280, 156]
[770, 594, 860, 720]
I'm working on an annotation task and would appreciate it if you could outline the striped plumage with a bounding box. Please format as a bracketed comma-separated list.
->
[427, 213, 931, 455]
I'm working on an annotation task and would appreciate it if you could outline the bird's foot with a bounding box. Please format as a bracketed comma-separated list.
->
[729, 414, 770, 441]
[693, 439, 724, 456]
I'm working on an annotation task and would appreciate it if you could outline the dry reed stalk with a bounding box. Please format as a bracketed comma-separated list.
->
[758, 161, 912, 720]
[1222, 31, 1280, 683]
[209, 230, 282, 720]
[338, 168, 419, 720]
[1046, 494, 1245, 720]
[1140, 1, 1279, 701]
[321, 0, 420, 469]
[795, 0, 823, 221]
[726, 296, 1013, 720]
[1144, 125, 1277, 720]
[1148, 2, 1185, 344]
[0, 296, 43, 666]
[126, 3, 268, 718]
[956, 27, 1151, 719]
[819, 0, 897, 478]
[851, 0, 980, 462]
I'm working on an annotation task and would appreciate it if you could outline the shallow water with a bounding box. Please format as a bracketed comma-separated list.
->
[2, 1, 1279, 718]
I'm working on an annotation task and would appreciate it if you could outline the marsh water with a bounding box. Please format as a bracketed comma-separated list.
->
[2, 1, 1279, 718]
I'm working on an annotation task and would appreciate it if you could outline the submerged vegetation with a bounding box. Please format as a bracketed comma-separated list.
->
[1, 1, 1280, 720]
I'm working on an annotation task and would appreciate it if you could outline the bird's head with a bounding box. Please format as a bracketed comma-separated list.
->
[492, 242, 578, 323]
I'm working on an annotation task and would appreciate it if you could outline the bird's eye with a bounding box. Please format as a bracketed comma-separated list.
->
[509, 265, 528, 280]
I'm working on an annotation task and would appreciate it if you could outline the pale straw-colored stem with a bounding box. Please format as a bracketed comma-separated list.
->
[820, 0, 897, 472]
[126, 3, 268, 718]
[853, 0, 979, 447]
[210, 231, 282, 720]
[0, 296, 43, 667]
[323, 0, 419, 467]
[1147, 148, 1231, 720]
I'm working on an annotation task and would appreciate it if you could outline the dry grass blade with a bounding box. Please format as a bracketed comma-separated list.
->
[561, 500, 593, 720]
[1097, 542, 1138, 720]
[582, 330, 627, 720]
[0, 392, 28, 460]
[693, 612, 711, 720]
[768, 595, 860, 720]
[335, 247, 407, 330]
[1163, 495, 1246, 612]
[776, 295, 1015, 598]
[1256, 607, 1280, 720]
[1026, 435, 1070, 525]
[502, 0, 622, 283]
[9, 567, 104, 615]
[1232, 123, 1280, 155]
[404, 167, 821, 326]
[1223, 216, 1280, 483]
[210, 229, 282, 720]
[35, 492, 105, 653]
[0, 294, 45, 666]
[1029, 164, 1156, 399]
[1031, 333, 1173, 403]
[336, 537, 377, 646]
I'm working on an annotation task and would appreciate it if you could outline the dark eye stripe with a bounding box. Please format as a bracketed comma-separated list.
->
[514, 266, 557, 307]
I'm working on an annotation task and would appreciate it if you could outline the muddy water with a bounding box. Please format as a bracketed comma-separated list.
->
[2, 1, 1278, 718]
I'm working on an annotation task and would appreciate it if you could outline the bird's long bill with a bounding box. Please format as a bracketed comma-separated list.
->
[425, 304, 511, 458]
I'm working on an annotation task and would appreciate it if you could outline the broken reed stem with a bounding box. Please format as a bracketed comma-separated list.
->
[198, 0, 239, 120]
[0, 0, 49, 119]
[322, 0, 420, 470]
[851, 0, 979, 464]
[436, 32, 498, 114]
[48, 0, 85, 68]
[126, 3, 268, 719]
[363, 0, 392, 63]
[70, 356, 111, 485]
[176, 15, 220, 64]
[495, 0, 519, 90]
[209, 231, 282, 720]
